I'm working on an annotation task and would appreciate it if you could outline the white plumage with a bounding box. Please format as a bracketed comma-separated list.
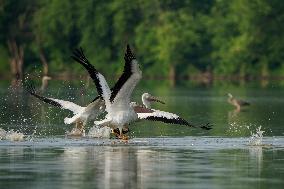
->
[24, 81, 105, 132]
[72, 45, 142, 139]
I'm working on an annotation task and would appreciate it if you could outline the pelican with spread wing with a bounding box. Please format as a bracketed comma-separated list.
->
[72, 45, 142, 139]
[131, 93, 212, 131]
[72, 46, 212, 139]
[24, 81, 105, 136]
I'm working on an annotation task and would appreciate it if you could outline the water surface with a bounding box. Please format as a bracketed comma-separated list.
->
[0, 81, 284, 189]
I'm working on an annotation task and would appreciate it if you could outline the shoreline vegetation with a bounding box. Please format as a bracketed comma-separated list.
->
[1, 0, 284, 87]
[1, 72, 283, 88]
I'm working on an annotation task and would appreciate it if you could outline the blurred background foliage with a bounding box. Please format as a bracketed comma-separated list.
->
[0, 0, 284, 84]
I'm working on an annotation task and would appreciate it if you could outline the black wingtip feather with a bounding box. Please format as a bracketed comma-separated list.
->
[186, 121, 213, 130]
[200, 123, 213, 130]
[71, 47, 89, 65]
[124, 44, 136, 63]
[109, 44, 136, 102]
[71, 47, 104, 97]
[23, 80, 63, 108]
[145, 116, 213, 131]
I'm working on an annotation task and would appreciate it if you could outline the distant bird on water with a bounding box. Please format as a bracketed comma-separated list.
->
[227, 93, 250, 111]
[41, 75, 52, 92]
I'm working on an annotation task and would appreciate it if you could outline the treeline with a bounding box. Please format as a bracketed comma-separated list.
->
[0, 0, 284, 83]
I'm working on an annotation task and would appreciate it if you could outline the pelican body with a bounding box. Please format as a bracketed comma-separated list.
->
[24, 81, 105, 136]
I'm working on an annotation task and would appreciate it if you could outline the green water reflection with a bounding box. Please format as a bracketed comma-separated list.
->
[0, 80, 283, 137]
[0, 79, 284, 189]
[0, 141, 283, 189]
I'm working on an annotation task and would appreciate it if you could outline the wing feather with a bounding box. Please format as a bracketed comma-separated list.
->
[110, 44, 139, 103]
[71, 47, 111, 110]
[137, 109, 212, 130]
[71, 47, 104, 97]
[24, 80, 83, 114]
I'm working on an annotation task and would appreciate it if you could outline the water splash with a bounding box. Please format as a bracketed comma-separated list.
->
[249, 126, 265, 146]
[0, 128, 6, 140]
[87, 126, 111, 138]
[0, 128, 25, 141]
[25, 126, 38, 141]
[65, 127, 85, 137]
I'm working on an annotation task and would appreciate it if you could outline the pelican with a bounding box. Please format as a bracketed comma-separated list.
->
[24, 81, 105, 136]
[227, 93, 250, 111]
[72, 46, 212, 139]
[141, 93, 165, 108]
[105, 92, 212, 138]
[41, 75, 52, 92]
[132, 93, 211, 129]
[72, 45, 142, 139]
[111, 93, 165, 137]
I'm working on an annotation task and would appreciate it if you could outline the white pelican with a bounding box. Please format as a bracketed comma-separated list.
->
[111, 93, 166, 137]
[141, 93, 165, 108]
[72, 45, 142, 139]
[130, 93, 212, 131]
[24, 81, 105, 136]
[227, 93, 250, 111]
[72, 46, 212, 139]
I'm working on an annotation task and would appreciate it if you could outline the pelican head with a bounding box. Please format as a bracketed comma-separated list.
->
[42, 76, 52, 81]
[228, 93, 233, 98]
[142, 93, 165, 108]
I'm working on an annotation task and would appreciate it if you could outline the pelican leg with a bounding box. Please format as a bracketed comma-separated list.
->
[111, 128, 120, 138]
[76, 120, 85, 132]
[67, 120, 85, 137]
[118, 126, 129, 140]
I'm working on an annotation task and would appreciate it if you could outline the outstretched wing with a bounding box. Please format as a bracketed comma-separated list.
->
[71, 48, 111, 110]
[110, 44, 142, 105]
[24, 80, 83, 114]
[135, 106, 212, 130]
[71, 48, 105, 97]
[110, 44, 134, 102]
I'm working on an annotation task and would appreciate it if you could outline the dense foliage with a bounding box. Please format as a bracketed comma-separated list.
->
[0, 0, 284, 81]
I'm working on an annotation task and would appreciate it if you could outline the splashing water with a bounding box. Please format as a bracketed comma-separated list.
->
[0, 128, 25, 141]
[0, 128, 6, 140]
[249, 126, 265, 146]
[87, 126, 111, 138]
[66, 128, 86, 137]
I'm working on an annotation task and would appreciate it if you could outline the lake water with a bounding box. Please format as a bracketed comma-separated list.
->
[0, 80, 284, 189]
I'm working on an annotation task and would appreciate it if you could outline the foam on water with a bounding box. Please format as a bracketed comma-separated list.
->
[66, 128, 86, 137]
[87, 126, 111, 138]
[0, 128, 25, 141]
[0, 128, 6, 140]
